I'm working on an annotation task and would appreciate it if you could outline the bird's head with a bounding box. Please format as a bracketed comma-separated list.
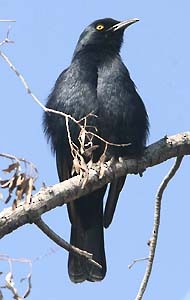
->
[73, 18, 139, 57]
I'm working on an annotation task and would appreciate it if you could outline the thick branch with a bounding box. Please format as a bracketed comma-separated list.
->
[0, 132, 189, 239]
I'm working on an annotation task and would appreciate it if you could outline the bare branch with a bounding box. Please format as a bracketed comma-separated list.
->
[135, 156, 184, 300]
[34, 218, 102, 269]
[0, 51, 46, 110]
[0, 132, 189, 239]
[0, 20, 16, 22]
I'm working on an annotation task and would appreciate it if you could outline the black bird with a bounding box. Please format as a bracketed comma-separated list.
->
[43, 18, 149, 283]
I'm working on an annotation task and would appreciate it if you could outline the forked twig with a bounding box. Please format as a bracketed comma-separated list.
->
[128, 257, 148, 269]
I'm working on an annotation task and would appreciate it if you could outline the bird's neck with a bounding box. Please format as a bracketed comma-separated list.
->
[72, 47, 120, 67]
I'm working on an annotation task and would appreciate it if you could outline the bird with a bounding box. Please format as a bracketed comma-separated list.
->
[43, 17, 149, 283]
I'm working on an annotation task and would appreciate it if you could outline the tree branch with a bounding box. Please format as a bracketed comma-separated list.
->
[0, 132, 189, 239]
[135, 156, 184, 300]
[34, 218, 102, 269]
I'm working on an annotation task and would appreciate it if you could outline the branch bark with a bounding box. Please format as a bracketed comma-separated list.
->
[0, 132, 190, 239]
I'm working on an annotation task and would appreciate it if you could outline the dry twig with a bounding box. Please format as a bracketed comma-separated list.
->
[0, 27, 14, 47]
[0, 254, 32, 300]
[34, 218, 102, 269]
[135, 156, 184, 300]
[128, 257, 148, 269]
[0, 153, 38, 206]
[0, 20, 16, 22]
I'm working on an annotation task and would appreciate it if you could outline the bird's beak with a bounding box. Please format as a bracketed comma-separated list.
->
[108, 18, 139, 32]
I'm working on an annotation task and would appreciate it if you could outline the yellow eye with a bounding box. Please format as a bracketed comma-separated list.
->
[96, 24, 104, 31]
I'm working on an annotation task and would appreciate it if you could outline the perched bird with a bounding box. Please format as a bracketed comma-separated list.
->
[43, 17, 149, 283]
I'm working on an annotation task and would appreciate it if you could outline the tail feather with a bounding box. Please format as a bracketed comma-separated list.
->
[68, 187, 107, 283]
[68, 226, 87, 283]
[68, 222, 106, 283]
[104, 176, 127, 228]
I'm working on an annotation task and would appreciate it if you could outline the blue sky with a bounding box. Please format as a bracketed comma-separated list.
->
[0, 1, 190, 299]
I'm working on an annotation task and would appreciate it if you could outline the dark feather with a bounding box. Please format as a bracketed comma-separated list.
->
[104, 176, 127, 228]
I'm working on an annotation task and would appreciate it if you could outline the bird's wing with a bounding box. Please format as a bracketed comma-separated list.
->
[104, 176, 127, 228]
[56, 146, 78, 224]
[56, 147, 71, 182]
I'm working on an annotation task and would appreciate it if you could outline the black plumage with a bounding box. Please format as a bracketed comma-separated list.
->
[43, 17, 149, 283]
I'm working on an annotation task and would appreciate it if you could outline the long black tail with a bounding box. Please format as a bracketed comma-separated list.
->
[104, 176, 127, 228]
[68, 186, 107, 283]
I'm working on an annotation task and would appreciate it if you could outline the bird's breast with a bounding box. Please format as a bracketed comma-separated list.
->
[97, 58, 132, 119]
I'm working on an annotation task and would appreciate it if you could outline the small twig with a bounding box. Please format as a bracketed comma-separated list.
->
[135, 156, 184, 300]
[21, 273, 32, 299]
[128, 257, 148, 269]
[0, 153, 38, 205]
[87, 130, 131, 147]
[65, 116, 77, 158]
[0, 254, 32, 300]
[77, 111, 97, 123]
[0, 153, 35, 167]
[0, 20, 16, 22]
[0, 152, 38, 179]
[0, 49, 88, 128]
[0, 51, 47, 111]
[0, 26, 14, 47]
[0, 37, 13, 47]
[34, 217, 102, 269]
[0, 254, 32, 264]
[0, 153, 20, 164]
[3, 272, 21, 300]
